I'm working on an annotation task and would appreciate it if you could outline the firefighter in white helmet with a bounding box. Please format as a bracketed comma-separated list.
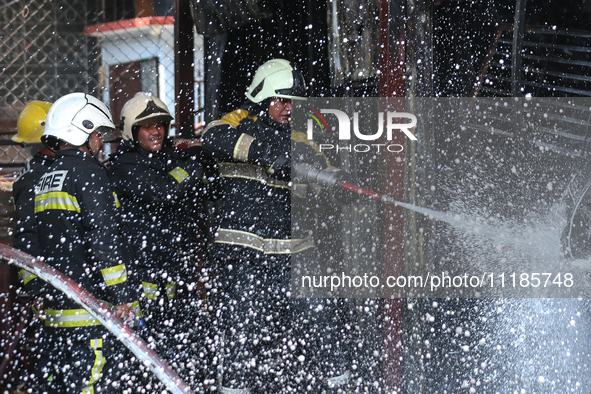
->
[109, 92, 214, 383]
[202, 59, 354, 393]
[32, 93, 136, 393]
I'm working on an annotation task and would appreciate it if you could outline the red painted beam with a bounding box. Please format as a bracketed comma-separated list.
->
[378, 0, 406, 390]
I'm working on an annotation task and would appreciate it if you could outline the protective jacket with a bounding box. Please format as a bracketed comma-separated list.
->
[13, 152, 54, 256]
[202, 106, 329, 251]
[34, 149, 133, 334]
[109, 143, 206, 289]
[13, 152, 54, 297]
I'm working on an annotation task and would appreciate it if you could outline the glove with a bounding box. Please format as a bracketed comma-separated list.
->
[248, 140, 291, 180]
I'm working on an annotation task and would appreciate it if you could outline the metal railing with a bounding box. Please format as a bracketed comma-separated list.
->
[472, 25, 591, 158]
[475, 25, 591, 98]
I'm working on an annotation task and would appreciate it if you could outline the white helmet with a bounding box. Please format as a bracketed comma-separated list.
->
[120, 92, 173, 142]
[246, 59, 307, 103]
[42, 93, 115, 150]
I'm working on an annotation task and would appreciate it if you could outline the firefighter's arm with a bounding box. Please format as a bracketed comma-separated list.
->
[18, 268, 49, 300]
[201, 113, 252, 162]
[13, 181, 50, 296]
[201, 112, 290, 180]
[81, 169, 134, 305]
[246, 138, 290, 180]
[12, 175, 42, 258]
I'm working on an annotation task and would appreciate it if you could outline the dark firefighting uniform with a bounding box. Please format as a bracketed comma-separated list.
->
[108, 143, 207, 360]
[12, 152, 54, 389]
[14, 152, 55, 298]
[33, 149, 135, 393]
[202, 106, 352, 392]
[12, 152, 54, 257]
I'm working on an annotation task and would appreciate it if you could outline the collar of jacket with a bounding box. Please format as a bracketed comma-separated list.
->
[55, 148, 106, 169]
[258, 114, 291, 133]
[114, 141, 179, 167]
[33, 152, 55, 165]
[55, 148, 93, 160]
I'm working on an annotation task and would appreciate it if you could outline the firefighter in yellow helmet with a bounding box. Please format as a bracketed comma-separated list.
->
[12, 101, 56, 256]
[11, 100, 56, 392]
[13, 100, 52, 144]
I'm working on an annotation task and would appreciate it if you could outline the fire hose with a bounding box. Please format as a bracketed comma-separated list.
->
[0, 243, 193, 394]
[293, 162, 401, 206]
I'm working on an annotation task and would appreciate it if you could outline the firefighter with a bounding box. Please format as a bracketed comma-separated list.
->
[202, 59, 353, 393]
[11, 100, 56, 389]
[12, 101, 55, 257]
[32, 93, 136, 393]
[108, 92, 213, 381]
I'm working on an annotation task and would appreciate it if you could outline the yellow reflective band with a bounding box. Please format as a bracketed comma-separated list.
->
[83, 338, 106, 394]
[165, 283, 177, 300]
[233, 133, 255, 162]
[201, 109, 256, 138]
[34, 191, 80, 213]
[220, 108, 255, 127]
[218, 163, 291, 190]
[113, 191, 121, 208]
[142, 282, 159, 300]
[131, 300, 143, 318]
[169, 167, 189, 183]
[101, 264, 128, 286]
[44, 309, 101, 328]
[82, 385, 95, 394]
[19, 269, 37, 285]
[215, 228, 315, 254]
[90, 338, 103, 349]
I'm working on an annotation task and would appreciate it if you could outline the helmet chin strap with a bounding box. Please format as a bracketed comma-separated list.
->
[85, 139, 97, 160]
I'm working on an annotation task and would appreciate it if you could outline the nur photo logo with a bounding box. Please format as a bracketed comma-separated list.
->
[304, 106, 418, 153]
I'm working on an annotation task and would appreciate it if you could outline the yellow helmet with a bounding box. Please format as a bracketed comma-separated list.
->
[13, 101, 53, 144]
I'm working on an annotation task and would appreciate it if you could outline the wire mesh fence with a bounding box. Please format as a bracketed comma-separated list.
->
[0, 0, 204, 171]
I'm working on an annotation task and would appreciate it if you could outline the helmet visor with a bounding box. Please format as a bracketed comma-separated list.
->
[96, 126, 118, 143]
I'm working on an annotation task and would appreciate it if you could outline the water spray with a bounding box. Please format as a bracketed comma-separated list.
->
[294, 162, 461, 224]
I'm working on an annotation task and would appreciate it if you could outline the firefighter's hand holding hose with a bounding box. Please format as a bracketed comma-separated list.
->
[115, 302, 135, 324]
